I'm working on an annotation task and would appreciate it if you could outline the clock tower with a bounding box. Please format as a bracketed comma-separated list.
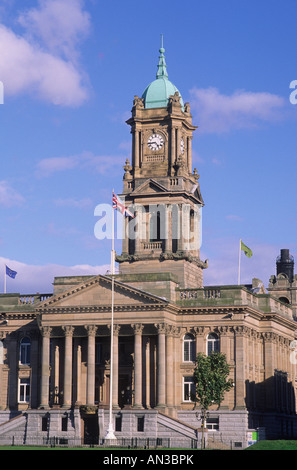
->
[116, 39, 208, 290]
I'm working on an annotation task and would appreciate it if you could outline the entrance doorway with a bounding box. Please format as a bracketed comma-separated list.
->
[119, 374, 133, 408]
[82, 414, 99, 445]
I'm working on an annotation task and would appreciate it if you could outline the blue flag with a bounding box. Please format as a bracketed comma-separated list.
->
[6, 265, 17, 279]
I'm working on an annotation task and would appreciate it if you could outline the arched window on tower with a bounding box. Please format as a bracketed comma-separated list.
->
[19, 337, 31, 365]
[279, 296, 290, 304]
[207, 333, 219, 356]
[183, 333, 196, 362]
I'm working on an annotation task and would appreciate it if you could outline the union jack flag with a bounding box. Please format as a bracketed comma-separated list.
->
[112, 192, 135, 218]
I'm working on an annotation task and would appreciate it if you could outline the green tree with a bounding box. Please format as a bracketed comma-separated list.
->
[193, 352, 234, 448]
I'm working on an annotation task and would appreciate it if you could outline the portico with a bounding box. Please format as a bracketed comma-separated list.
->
[37, 274, 177, 412]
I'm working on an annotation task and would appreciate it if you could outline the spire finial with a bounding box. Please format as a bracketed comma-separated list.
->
[156, 34, 168, 79]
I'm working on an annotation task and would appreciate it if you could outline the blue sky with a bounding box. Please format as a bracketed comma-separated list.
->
[0, 0, 297, 293]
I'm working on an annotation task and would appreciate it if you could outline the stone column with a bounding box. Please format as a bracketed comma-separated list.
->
[122, 216, 129, 255]
[166, 325, 174, 410]
[40, 326, 52, 408]
[234, 326, 248, 409]
[62, 326, 74, 408]
[76, 344, 82, 406]
[134, 128, 140, 169]
[170, 125, 176, 170]
[7, 336, 17, 409]
[219, 326, 234, 409]
[155, 323, 166, 408]
[84, 325, 97, 406]
[135, 210, 141, 254]
[187, 136, 192, 173]
[111, 324, 120, 408]
[263, 332, 277, 410]
[132, 323, 144, 408]
[177, 204, 184, 252]
[145, 338, 151, 408]
[194, 326, 204, 355]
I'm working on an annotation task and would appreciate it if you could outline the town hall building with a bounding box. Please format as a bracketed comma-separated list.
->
[0, 42, 297, 449]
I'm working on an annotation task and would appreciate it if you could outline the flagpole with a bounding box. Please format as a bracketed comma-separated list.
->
[105, 190, 116, 441]
[4, 265, 6, 294]
[238, 239, 241, 285]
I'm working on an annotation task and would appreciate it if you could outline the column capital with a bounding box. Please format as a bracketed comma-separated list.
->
[62, 325, 74, 337]
[40, 326, 52, 338]
[165, 324, 179, 337]
[154, 323, 166, 334]
[132, 323, 144, 335]
[107, 324, 121, 335]
[84, 325, 98, 336]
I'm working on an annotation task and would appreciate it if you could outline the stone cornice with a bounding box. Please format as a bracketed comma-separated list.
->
[36, 303, 169, 315]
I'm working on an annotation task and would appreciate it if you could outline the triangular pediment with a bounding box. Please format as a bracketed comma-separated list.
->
[36, 274, 167, 311]
[131, 179, 168, 196]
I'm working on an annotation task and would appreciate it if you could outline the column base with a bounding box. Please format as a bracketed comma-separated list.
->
[155, 404, 166, 411]
[133, 404, 144, 410]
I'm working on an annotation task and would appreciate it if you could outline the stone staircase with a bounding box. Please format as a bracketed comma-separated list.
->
[0, 414, 27, 444]
[156, 411, 199, 446]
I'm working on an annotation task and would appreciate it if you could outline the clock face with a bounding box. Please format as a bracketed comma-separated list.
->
[180, 137, 185, 154]
[147, 133, 164, 151]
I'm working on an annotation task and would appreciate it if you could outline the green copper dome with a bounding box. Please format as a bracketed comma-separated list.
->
[142, 38, 184, 110]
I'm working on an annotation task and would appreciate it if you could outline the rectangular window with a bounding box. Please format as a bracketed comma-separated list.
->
[42, 416, 48, 432]
[137, 416, 145, 432]
[20, 343, 30, 365]
[19, 378, 30, 403]
[62, 416, 68, 431]
[183, 376, 195, 402]
[115, 414, 122, 432]
[206, 417, 219, 431]
[183, 335, 196, 362]
[184, 341, 190, 361]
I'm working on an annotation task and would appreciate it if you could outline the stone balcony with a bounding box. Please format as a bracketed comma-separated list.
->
[0, 293, 53, 313]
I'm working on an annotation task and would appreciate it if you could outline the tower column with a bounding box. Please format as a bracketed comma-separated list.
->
[187, 136, 192, 173]
[164, 205, 172, 253]
[133, 128, 140, 169]
[170, 125, 176, 171]
[177, 204, 185, 251]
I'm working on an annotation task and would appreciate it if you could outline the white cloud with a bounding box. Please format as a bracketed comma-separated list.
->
[0, 257, 109, 294]
[18, 0, 91, 61]
[0, 0, 91, 106]
[35, 155, 80, 177]
[36, 151, 125, 177]
[190, 87, 286, 134]
[0, 180, 25, 207]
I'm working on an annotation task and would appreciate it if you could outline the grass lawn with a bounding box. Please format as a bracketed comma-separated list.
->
[246, 440, 297, 451]
[1, 440, 297, 450]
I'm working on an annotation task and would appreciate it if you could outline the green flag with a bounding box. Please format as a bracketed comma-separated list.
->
[240, 240, 253, 258]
